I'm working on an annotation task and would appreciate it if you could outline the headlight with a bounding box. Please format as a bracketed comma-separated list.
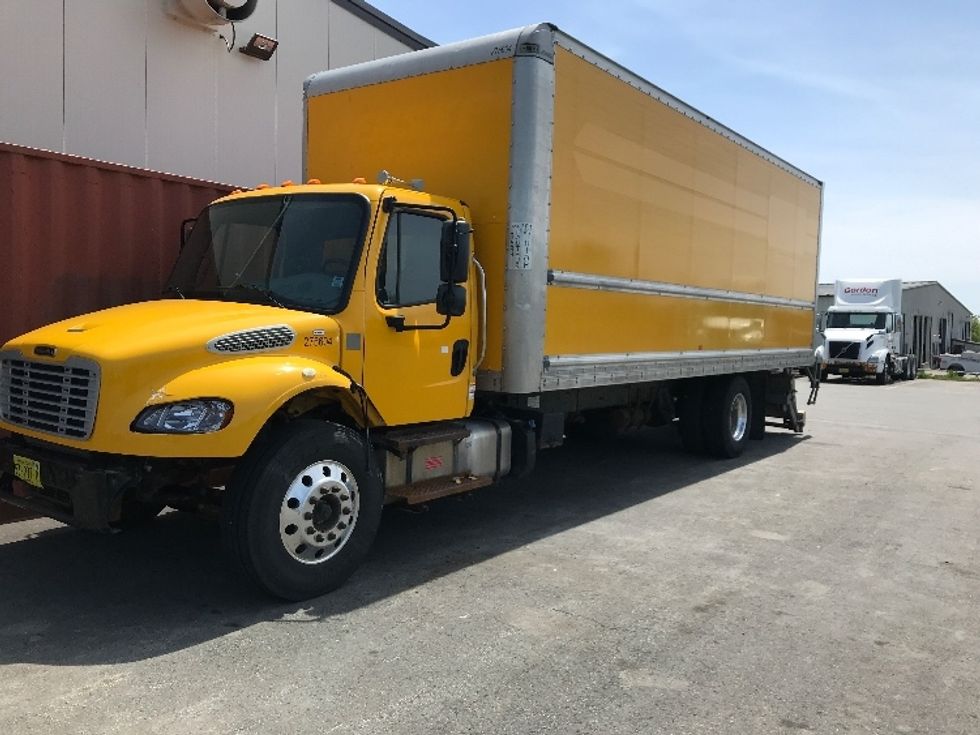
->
[132, 399, 234, 434]
[867, 356, 879, 363]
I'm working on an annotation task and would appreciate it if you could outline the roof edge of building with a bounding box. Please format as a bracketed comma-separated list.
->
[331, 0, 435, 50]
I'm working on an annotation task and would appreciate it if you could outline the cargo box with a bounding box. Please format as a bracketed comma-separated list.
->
[305, 23, 822, 395]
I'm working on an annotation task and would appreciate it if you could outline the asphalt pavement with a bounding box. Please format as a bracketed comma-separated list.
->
[0, 377, 977, 734]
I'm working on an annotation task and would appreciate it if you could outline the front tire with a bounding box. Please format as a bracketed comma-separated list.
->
[875, 358, 893, 385]
[221, 420, 383, 601]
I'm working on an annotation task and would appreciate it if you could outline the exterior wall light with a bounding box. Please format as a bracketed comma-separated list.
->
[240, 33, 278, 60]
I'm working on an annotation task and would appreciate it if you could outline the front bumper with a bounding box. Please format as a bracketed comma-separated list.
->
[825, 360, 878, 376]
[0, 435, 144, 530]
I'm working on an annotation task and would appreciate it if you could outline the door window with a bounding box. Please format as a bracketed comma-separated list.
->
[377, 211, 443, 307]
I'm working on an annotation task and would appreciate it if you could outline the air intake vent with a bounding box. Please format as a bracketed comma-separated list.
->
[0, 352, 100, 440]
[208, 325, 296, 354]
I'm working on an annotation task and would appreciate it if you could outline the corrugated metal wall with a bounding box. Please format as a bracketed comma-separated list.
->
[0, 143, 233, 346]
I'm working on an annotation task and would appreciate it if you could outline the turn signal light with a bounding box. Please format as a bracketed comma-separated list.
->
[281, 179, 294, 187]
[307, 178, 321, 185]
[256, 182, 270, 189]
[353, 177, 367, 184]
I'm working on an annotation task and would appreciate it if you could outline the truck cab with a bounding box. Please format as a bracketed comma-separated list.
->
[0, 181, 494, 598]
[816, 279, 916, 383]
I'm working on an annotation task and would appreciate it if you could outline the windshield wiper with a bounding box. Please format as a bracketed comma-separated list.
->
[226, 283, 286, 309]
[226, 196, 292, 291]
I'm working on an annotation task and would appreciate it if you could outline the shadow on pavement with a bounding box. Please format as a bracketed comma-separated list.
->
[0, 426, 805, 666]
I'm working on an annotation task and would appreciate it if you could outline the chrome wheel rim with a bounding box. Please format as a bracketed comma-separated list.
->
[729, 393, 748, 442]
[279, 460, 359, 565]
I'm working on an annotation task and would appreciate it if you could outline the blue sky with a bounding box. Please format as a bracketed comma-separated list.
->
[369, 1, 980, 313]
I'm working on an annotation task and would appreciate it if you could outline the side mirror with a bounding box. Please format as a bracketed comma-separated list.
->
[180, 217, 197, 250]
[436, 284, 466, 317]
[440, 220, 471, 284]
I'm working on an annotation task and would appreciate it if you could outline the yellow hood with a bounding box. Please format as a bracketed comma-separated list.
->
[6, 299, 336, 362]
[1, 299, 350, 457]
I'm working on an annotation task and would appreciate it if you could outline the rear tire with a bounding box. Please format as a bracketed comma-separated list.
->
[702, 376, 752, 459]
[221, 420, 382, 601]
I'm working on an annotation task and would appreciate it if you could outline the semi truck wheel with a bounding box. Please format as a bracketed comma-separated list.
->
[875, 361, 893, 385]
[702, 376, 752, 459]
[221, 420, 383, 601]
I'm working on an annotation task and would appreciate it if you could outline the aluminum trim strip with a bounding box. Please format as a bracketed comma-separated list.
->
[305, 23, 556, 98]
[540, 349, 814, 391]
[548, 270, 815, 310]
[544, 348, 812, 368]
[500, 29, 557, 394]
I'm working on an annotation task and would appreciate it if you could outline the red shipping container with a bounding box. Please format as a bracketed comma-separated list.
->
[0, 143, 234, 524]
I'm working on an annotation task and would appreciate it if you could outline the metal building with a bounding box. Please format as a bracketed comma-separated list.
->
[0, 0, 430, 186]
[0, 0, 429, 341]
[817, 281, 974, 367]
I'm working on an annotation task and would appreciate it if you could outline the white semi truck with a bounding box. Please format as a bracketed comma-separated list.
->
[816, 279, 917, 384]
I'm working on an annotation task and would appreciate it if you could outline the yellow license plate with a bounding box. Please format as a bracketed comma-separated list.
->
[12, 455, 43, 489]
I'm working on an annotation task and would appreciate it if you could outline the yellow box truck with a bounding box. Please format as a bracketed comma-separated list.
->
[0, 24, 821, 599]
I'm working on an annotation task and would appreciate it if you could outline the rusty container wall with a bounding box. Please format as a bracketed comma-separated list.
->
[0, 143, 233, 525]
[0, 142, 234, 346]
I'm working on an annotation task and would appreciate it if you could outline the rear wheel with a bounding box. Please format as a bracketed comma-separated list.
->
[947, 363, 965, 376]
[221, 420, 382, 600]
[702, 376, 752, 459]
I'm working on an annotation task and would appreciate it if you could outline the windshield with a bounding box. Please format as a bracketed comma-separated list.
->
[166, 194, 368, 313]
[826, 312, 886, 329]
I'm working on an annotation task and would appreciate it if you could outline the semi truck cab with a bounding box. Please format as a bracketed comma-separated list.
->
[816, 279, 917, 383]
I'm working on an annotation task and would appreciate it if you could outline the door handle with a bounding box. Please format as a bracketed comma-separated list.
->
[451, 340, 469, 376]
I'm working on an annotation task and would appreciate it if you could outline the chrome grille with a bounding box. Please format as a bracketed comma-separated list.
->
[0, 352, 100, 439]
[207, 325, 295, 354]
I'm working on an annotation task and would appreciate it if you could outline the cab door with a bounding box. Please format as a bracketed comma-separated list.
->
[361, 206, 473, 426]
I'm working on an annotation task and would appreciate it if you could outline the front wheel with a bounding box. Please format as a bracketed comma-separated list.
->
[875, 359, 893, 385]
[221, 420, 383, 601]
